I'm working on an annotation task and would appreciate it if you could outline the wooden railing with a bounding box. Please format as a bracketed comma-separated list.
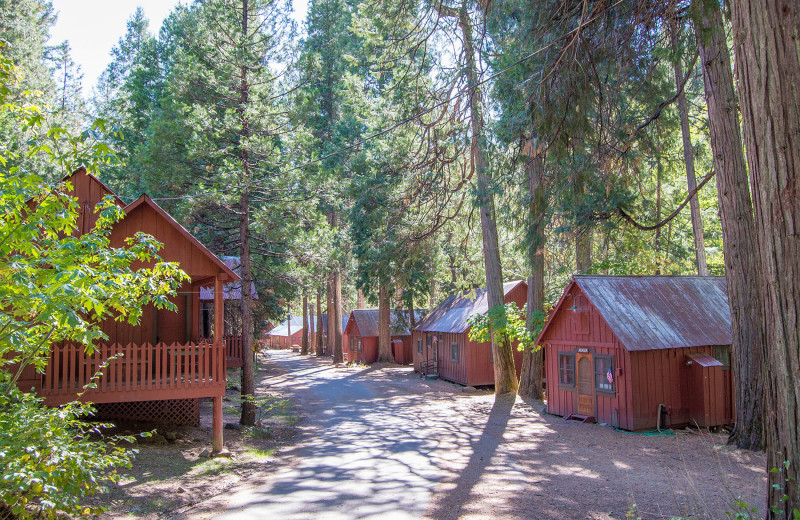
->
[225, 335, 243, 368]
[39, 341, 225, 406]
[421, 357, 438, 377]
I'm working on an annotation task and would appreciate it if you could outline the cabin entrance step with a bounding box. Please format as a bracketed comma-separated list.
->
[565, 414, 595, 423]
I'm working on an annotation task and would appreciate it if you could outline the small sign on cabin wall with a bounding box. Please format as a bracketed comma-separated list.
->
[577, 348, 589, 353]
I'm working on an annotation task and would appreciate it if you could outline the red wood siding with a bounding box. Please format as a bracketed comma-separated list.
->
[543, 284, 734, 431]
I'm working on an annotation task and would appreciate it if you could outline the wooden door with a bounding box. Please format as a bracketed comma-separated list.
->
[576, 352, 594, 416]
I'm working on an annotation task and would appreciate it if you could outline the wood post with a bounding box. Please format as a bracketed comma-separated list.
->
[212, 395, 223, 453]
[212, 275, 224, 452]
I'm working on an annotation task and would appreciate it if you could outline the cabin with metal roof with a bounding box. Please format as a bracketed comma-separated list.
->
[18, 168, 236, 451]
[538, 275, 734, 431]
[411, 280, 527, 386]
[342, 309, 425, 365]
[266, 314, 346, 350]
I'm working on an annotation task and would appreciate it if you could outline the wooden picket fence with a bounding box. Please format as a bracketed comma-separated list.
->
[225, 335, 243, 368]
[40, 341, 226, 405]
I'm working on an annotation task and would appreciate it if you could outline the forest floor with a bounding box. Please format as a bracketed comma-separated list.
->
[172, 350, 764, 520]
[96, 350, 766, 519]
[89, 363, 301, 520]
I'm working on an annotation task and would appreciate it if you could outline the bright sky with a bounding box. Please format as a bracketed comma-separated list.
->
[48, 0, 309, 96]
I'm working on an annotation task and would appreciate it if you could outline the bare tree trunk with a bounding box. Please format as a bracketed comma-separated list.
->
[519, 155, 546, 399]
[655, 155, 663, 274]
[332, 267, 344, 363]
[357, 288, 365, 309]
[458, 7, 517, 394]
[729, 0, 800, 514]
[574, 173, 592, 273]
[408, 302, 416, 329]
[672, 11, 708, 276]
[237, 0, 256, 428]
[695, 0, 765, 452]
[301, 294, 309, 355]
[316, 286, 324, 356]
[326, 271, 334, 356]
[377, 279, 394, 363]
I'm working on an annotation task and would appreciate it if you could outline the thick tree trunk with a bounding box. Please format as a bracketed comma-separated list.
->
[574, 173, 592, 273]
[301, 294, 309, 355]
[377, 279, 394, 363]
[332, 267, 344, 363]
[357, 288, 365, 309]
[729, 0, 800, 514]
[672, 13, 708, 276]
[459, 8, 516, 394]
[326, 271, 334, 356]
[519, 155, 546, 400]
[408, 302, 416, 329]
[316, 286, 324, 356]
[237, 0, 256, 428]
[695, 0, 765, 452]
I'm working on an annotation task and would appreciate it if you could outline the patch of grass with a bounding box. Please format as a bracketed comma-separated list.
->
[245, 447, 276, 458]
[190, 458, 233, 478]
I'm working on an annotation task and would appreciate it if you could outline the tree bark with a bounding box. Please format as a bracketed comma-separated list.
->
[377, 279, 395, 363]
[332, 267, 344, 363]
[694, 0, 765, 452]
[574, 172, 592, 273]
[301, 294, 309, 355]
[357, 288, 365, 309]
[316, 285, 324, 356]
[237, 0, 256, 428]
[672, 12, 708, 276]
[458, 6, 517, 394]
[729, 0, 800, 514]
[326, 271, 334, 356]
[519, 155, 546, 399]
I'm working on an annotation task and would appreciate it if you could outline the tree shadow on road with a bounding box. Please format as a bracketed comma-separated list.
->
[424, 392, 516, 520]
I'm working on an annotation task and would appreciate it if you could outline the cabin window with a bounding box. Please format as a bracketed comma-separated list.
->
[712, 345, 731, 370]
[357, 338, 362, 351]
[558, 352, 575, 386]
[426, 335, 432, 347]
[451, 343, 459, 363]
[417, 339, 422, 354]
[594, 355, 615, 394]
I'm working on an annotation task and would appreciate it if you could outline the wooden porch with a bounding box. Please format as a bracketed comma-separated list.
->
[38, 341, 226, 406]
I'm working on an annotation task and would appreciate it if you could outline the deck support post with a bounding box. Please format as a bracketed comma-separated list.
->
[212, 394, 223, 453]
[212, 275, 225, 453]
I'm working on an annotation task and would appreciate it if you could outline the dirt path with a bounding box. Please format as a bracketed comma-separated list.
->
[175, 351, 765, 520]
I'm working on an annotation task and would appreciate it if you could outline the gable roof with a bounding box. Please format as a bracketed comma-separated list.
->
[539, 275, 732, 351]
[62, 166, 126, 208]
[414, 280, 526, 334]
[346, 309, 427, 337]
[199, 256, 257, 300]
[124, 194, 238, 282]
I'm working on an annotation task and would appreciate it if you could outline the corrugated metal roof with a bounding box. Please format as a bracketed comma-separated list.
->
[267, 313, 346, 337]
[348, 309, 427, 337]
[573, 275, 732, 351]
[199, 257, 258, 300]
[414, 281, 526, 334]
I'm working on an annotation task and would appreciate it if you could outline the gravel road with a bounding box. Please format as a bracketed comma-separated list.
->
[175, 350, 765, 520]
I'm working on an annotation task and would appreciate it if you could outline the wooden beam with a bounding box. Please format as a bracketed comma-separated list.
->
[213, 275, 225, 452]
[212, 395, 223, 453]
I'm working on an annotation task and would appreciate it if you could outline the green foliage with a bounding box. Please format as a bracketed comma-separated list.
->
[0, 41, 187, 519]
[467, 303, 544, 353]
[0, 384, 136, 519]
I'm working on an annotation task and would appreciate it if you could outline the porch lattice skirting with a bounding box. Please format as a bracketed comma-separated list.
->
[94, 398, 200, 426]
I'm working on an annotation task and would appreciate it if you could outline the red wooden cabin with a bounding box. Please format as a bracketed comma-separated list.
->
[267, 316, 308, 349]
[539, 275, 734, 431]
[20, 168, 237, 451]
[342, 309, 423, 365]
[411, 281, 526, 386]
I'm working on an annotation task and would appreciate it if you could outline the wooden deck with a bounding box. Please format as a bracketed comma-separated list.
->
[39, 341, 226, 406]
